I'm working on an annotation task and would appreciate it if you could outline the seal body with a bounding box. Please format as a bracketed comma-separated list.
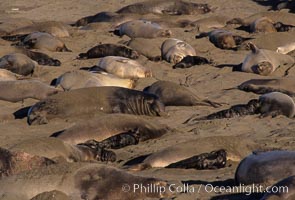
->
[250, 17, 277, 33]
[161, 38, 196, 64]
[0, 69, 20, 81]
[241, 43, 294, 76]
[114, 20, 172, 38]
[235, 151, 295, 186]
[144, 80, 220, 107]
[78, 43, 139, 59]
[276, 42, 295, 54]
[97, 56, 152, 78]
[172, 55, 211, 68]
[52, 114, 168, 144]
[55, 70, 135, 90]
[0, 53, 36, 76]
[27, 87, 166, 125]
[0, 80, 59, 102]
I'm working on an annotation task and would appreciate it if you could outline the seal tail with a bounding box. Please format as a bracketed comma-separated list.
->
[123, 163, 151, 171]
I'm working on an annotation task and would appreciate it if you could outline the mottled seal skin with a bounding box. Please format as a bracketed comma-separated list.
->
[0, 80, 60, 102]
[196, 29, 252, 50]
[276, 42, 295, 54]
[114, 20, 172, 39]
[55, 70, 135, 91]
[144, 81, 221, 107]
[238, 78, 295, 97]
[0, 163, 174, 200]
[116, 0, 211, 15]
[261, 176, 295, 200]
[0, 147, 55, 177]
[126, 136, 256, 171]
[161, 38, 196, 64]
[172, 55, 211, 68]
[0, 69, 21, 81]
[0, 53, 36, 76]
[16, 32, 71, 52]
[96, 56, 152, 78]
[77, 43, 139, 59]
[51, 114, 169, 145]
[241, 43, 294, 76]
[235, 151, 295, 186]
[27, 87, 166, 125]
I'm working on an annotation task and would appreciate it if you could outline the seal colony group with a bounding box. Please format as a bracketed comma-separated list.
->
[0, 0, 295, 199]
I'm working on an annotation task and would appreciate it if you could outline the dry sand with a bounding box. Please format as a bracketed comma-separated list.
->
[0, 0, 294, 200]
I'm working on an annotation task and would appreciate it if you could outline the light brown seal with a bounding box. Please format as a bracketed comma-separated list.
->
[0, 69, 21, 81]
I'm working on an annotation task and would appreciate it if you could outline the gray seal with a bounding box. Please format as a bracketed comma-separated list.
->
[27, 87, 166, 125]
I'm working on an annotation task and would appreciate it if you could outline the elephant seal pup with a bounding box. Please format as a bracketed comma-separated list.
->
[55, 70, 135, 91]
[172, 55, 211, 68]
[77, 43, 139, 59]
[0, 80, 59, 102]
[0, 162, 173, 200]
[116, 0, 211, 15]
[261, 176, 295, 200]
[0, 69, 21, 81]
[238, 78, 295, 97]
[10, 137, 116, 163]
[27, 87, 166, 125]
[19, 48, 61, 66]
[51, 114, 169, 145]
[126, 136, 256, 170]
[276, 42, 295, 54]
[235, 150, 295, 186]
[241, 43, 294, 76]
[144, 81, 221, 107]
[114, 20, 172, 39]
[161, 38, 196, 64]
[0, 53, 37, 76]
[96, 56, 152, 78]
[196, 29, 252, 50]
[16, 32, 71, 52]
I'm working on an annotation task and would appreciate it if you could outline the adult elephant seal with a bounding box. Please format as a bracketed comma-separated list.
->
[16, 32, 71, 52]
[238, 78, 295, 97]
[144, 81, 221, 107]
[77, 43, 139, 59]
[51, 114, 169, 145]
[0, 80, 59, 102]
[196, 29, 252, 50]
[0, 162, 174, 200]
[126, 136, 256, 171]
[235, 150, 295, 186]
[260, 176, 295, 200]
[241, 43, 294, 76]
[116, 0, 211, 15]
[55, 70, 135, 90]
[161, 38, 196, 64]
[0, 53, 37, 76]
[114, 20, 171, 39]
[96, 56, 152, 78]
[27, 87, 166, 125]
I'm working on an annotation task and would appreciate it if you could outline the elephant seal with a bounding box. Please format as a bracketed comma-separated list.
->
[260, 176, 295, 200]
[126, 136, 256, 171]
[19, 48, 61, 66]
[77, 43, 139, 59]
[238, 78, 295, 97]
[185, 92, 295, 122]
[51, 114, 168, 145]
[241, 43, 294, 76]
[55, 70, 135, 91]
[16, 32, 71, 52]
[96, 56, 152, 78]
[276, 42, 295, 54]
[196, 29, 252, 50]
[10, 137, 116, 163]
[172, 55, 211, 68]
[116, 0, 211, 15]
[0, 80, 59, 102]
[181, 16, 230, 32]
[235, 150, 295, 186]
[0, 69, 21, 81]
[0, 53, 37, 76]
[114, 20, 172, 39]
[144, 81, 221, 107]
[0, 162, 173, 200]
[27, 87, 166, 125]
[161, 38, 196, 64]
